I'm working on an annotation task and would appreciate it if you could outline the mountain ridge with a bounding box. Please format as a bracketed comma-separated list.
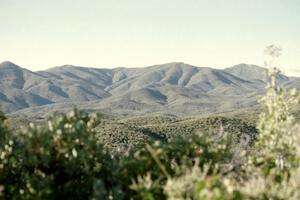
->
[0, 61, 299, 117]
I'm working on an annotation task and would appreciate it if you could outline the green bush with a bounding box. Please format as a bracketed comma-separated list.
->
[121, 132, 234, 199]
[0, 108, 237, 199]
[0, 109, 116, 199]
[0, 110, 8, 144]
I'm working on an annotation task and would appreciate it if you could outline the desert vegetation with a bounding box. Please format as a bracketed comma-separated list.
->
[1, 46, 300, 199]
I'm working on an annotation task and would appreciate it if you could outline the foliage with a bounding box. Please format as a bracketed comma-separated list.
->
[124, 131, 234, 199]
[237, 45, 300, 199]
[0, 110, 8, 144]
[0, 108, 237, 199]
[253, 45, 300, 172]
[0, 109, 116, 199]
[93, 115, 256, 153]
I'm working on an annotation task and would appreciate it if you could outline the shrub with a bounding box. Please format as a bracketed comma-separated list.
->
[239, 45, 300, 199]
[0, 110, 8, 144]
[124, 129, 236, 199]
[0, 109, 116, 199]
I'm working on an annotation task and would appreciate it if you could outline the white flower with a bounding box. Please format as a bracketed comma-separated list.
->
[56, 129, 62, 135]
[69, 110, 75, 118]
[29, 123, 35, 128]
[64, 123, 72, 129]
[8, 140, 13, 146]
[48, 121, 54, 131]
[72, 148, 78, 158]
[0, 152, 6, 160]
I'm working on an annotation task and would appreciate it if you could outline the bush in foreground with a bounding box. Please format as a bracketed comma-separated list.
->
[0, 108, 237, 199]
[0, 109, 116, 199]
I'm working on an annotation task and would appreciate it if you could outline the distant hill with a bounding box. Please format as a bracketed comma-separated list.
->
[1, 61, 299, 117]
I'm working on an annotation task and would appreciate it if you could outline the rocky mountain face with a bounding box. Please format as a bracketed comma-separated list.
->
[0, 61, 299, 117]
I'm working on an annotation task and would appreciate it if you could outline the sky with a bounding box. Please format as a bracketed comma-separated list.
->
[0, 0, 300, 76]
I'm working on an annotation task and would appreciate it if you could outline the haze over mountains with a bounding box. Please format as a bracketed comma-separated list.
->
[0, 61, 299, 117]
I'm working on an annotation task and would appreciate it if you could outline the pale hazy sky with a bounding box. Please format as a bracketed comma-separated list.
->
[0, 0, 300, 76]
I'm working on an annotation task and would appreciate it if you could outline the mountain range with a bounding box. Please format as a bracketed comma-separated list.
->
[0, 61, 299, 117]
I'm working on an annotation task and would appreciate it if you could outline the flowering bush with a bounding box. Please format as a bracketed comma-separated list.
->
[238, 46, 300, 199]
[0, 109, 116, 199]
[127, 132, 234, 199]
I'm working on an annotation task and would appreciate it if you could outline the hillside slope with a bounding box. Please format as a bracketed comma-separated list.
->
[1, 61, 299, 116]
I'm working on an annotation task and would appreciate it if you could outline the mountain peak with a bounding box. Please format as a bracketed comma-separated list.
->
[224, 63, 268, 82]
[0, 61, 20, 68]
[228, 63, 263, 69]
